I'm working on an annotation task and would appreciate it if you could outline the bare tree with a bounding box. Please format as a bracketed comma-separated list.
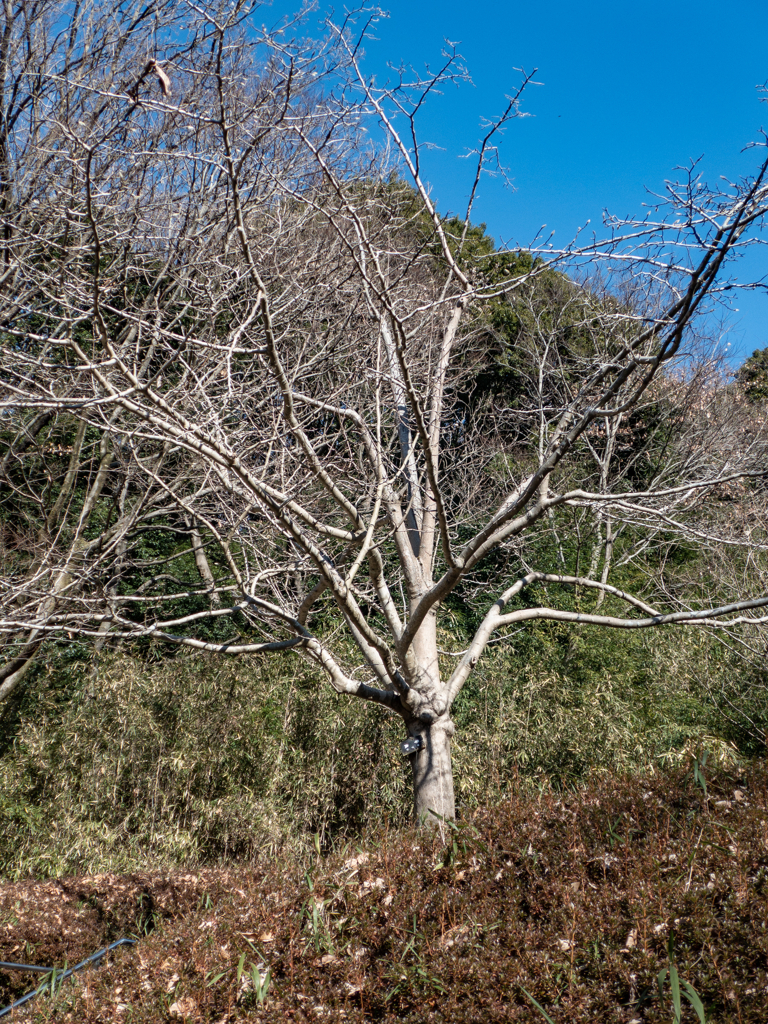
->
[1, 0, 767, 823]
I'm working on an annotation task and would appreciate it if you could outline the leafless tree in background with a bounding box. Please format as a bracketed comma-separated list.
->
[1, 0, 767, 821]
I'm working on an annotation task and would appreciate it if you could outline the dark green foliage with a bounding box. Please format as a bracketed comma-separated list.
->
[736, 346, 768, 402]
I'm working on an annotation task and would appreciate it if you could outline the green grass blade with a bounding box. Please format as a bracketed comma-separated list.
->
[521, 986, 557, 1024]
[657, 966, 669, 1002]
[669, 962, 682, 1022]
[681, 980, 708, 1024]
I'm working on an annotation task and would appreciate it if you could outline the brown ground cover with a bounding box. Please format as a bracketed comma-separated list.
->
[0, 761, 766, 1022]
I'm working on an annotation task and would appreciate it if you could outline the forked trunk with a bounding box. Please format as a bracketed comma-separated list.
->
[407, 713, 456, 824]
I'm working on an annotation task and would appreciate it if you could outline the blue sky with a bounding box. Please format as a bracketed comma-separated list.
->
[267, 0, 768, 367]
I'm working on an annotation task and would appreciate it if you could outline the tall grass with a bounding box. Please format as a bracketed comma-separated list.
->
[0, 618, 764, 878]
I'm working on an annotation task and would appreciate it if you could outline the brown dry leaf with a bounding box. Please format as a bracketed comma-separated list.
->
[439, 923, 471, 949]
[148, 59, 171, 96]
[168, 996, 197, 1019]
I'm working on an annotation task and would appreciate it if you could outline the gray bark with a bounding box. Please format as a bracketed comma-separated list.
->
[407, 712, 456, 824]
[405, 609, 456, 823]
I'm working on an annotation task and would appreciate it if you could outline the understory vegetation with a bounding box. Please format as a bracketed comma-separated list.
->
[0, 760, 765, 1023]
[0, 610, 764, 878]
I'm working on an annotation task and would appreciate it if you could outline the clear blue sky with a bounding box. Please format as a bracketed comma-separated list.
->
[267, 0, 768, 367]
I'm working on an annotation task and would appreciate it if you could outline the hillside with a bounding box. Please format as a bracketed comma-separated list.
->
[1, 761, 766, 1023]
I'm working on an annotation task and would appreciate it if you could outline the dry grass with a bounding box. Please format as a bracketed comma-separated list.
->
[4, 626, 765, 882]
[1, 759, 766, 1022]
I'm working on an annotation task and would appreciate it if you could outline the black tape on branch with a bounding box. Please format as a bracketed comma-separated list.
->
[0, 937, 136, 1018]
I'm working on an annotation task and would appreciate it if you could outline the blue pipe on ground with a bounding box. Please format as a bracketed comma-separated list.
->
[0, 937, 136, 1018]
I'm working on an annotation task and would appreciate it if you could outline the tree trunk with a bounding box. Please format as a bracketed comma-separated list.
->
[405, 608, 456, 824]
[407, 713, 456, 824]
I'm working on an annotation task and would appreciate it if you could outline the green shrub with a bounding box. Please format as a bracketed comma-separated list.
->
[0, 615, 764, 878]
